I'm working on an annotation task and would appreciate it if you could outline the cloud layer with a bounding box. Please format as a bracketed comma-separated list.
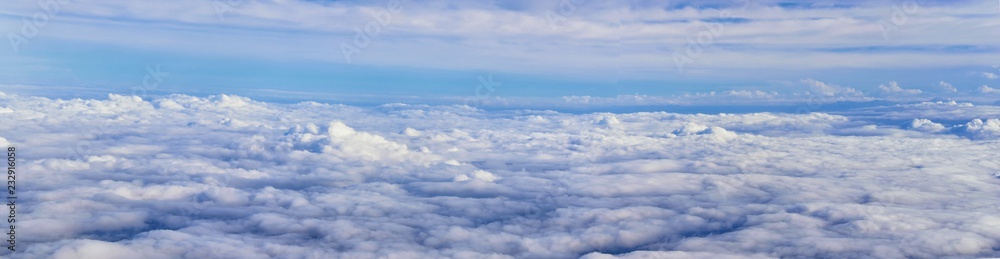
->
[1, 92, 999, 258]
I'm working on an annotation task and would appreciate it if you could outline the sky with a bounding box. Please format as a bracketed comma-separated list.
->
[2, 0, 1000, 105]
[3, 1, 1000, 258]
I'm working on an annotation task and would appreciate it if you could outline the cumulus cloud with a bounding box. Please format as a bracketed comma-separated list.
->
[670, 123, 738, 141]
[597, 115, 621, 127]
[801, 78, 864, 97]
[980, 85, 999, 94]
[983, 72, 999, 80]
[1, 93, 1000, 258]
[878, 81, 922, 95]
[453, 170, 500, 183]
[952, 119, 1000, 140]
[901, 119, 947, 133]
[938, 81, 957, 93]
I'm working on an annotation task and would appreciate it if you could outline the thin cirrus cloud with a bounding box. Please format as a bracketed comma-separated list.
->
[1, 2, 999, 258]
[0, 0, 998, 100]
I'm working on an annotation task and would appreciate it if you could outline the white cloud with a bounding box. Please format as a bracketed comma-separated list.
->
[453, 170, 500, 183]
[938, 81, 957, 93]
[401, 127, 422, 137]
[801, 78, 864, 97]
[670, 123, 737, 141]
[2, 93, 1000, 258]
[980, 85, 999, 94]
[722, 90, 779, 99]
[2, 1, 998, 80]
[983, 72, 999, 80]
[902, 119, 947, 133]
[598, 115, 621, 126]
[878, 81, 922, 95]
[952, 119, 1000, 140]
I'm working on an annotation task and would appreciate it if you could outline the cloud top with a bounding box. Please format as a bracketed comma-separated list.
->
[1, 93, 999, 258]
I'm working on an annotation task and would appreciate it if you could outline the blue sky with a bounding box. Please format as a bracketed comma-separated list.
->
[1, 0, 999, 105]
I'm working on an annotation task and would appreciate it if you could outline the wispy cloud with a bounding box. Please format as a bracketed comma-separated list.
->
[0, 0, 997, 98]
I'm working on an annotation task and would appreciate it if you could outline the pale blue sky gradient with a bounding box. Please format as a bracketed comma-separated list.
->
[1, 0, 999, 105]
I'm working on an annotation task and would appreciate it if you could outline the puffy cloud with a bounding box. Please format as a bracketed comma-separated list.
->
[672, 122, 711, 136]
[952, 119, 1000, 140]
[51, 240, 167, 259]
[453, 170, 500, 183]
[278, 120, 426, 163]
[401, 127, 422, 137]
[597, 115, 621, 127]
[670, 123, 737, 141]
[878, 81, 922, 95]
[2, 93, 1000, 258]
[902, 119, 947, 133]
[983, 72, 998, 80]
[801, 78, 864, 97]
[938, 81, 957, 93]
[979, 85, 999, 94]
